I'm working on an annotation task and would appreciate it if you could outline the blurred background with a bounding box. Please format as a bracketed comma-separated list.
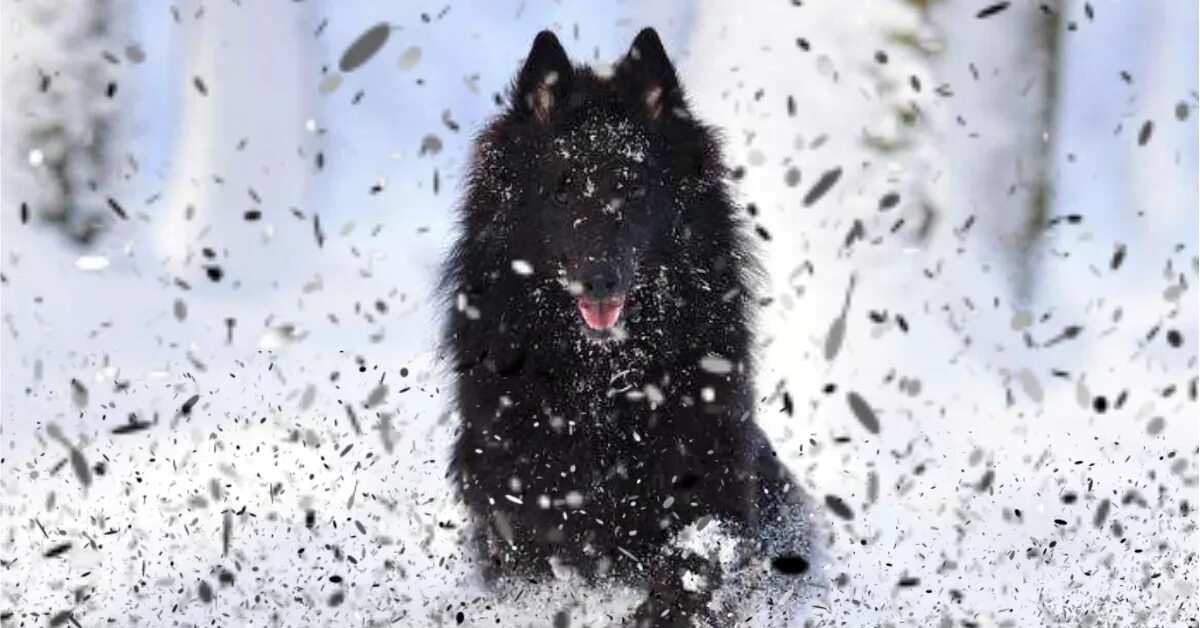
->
[1, 0, 1196, 625]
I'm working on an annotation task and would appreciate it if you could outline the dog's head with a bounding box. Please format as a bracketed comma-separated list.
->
[498, 29, 707, 334]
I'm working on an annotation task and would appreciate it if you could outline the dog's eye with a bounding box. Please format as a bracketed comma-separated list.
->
[552, 173, 571, 205]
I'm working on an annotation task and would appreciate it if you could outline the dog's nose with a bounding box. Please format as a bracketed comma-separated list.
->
[580, 267, 620, 300]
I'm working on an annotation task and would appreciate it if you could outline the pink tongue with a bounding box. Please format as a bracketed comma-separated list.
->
[578, 297, 624, 330]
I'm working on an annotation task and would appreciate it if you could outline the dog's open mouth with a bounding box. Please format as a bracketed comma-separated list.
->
[577, 295, 626, 330]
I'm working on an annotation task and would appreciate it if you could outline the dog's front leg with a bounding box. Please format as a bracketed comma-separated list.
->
[630, 553, 724, 627]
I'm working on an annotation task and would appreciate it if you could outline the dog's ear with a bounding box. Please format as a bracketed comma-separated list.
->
[616, 28, 681, 122]
[514, 31, 573, 123]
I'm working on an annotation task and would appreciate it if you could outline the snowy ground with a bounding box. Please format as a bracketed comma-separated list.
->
[1, 1, 1196, 626]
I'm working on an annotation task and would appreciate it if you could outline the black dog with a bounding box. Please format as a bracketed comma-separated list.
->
[442, 28, 815, 626]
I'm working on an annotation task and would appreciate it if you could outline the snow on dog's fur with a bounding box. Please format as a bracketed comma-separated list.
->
[441, 28, 819, 626]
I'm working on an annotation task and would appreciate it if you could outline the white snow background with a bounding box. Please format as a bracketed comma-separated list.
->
[1, 1, 1196, 626]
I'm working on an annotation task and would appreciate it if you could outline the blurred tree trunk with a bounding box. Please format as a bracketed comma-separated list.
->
[2, 0, 126, 244]
[157, 0, 317, 285]
[930, 0, 1065, 298]
[1017, 1, 1063, 298]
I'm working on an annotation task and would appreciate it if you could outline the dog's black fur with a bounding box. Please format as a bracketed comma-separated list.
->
[442, 28, 813, 626]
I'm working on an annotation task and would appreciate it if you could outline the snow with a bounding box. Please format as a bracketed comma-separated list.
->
[1, 1, 1195, 626]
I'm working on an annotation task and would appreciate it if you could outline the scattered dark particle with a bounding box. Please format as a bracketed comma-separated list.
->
[316, 151, 325, 170]
[879, 192, 900, 211]
[796, 38, 810, 51]
[305, 509, 316, 529]
[244, 209, 261, 221]
[193, 76, 208, 96]
[1110, 243, 1126, 270]
[329, 590, 345, 607]
[824, 494, 854, 520]
[553, 610, 570, 628]
[754, 224, 772, 241]
[43, 542, 72, 558]
[1092, 395, 1108, 413]
[1119, 70, 1133, 84]
[218, 569, 235, 586]
[222, 509, 232, 556]
[125, 44, 145, 63]
[786, 95, 796, 117]
[1137, 120, 1153, 146]
[745, 202, 758, 217]
[205, 265, 224, 282]
[898, 576, 920, 587]
[111, 419, 152, 435]
[1166, 329, 1183, 347]
[20, 202, 29, 224]
[1044, 325, 1082, 347]
[874, 50, 888, 64]
[976, 2, 1010, 18]
[1061, 492, 1078, 504]
[1084, 2, 1094, 19]
[340, 23, 391, 72]
[1176, 101, 1190, 121]
[106, 81, 117, 98]
[977, 469, 994, 492]
[455, 611, 465, 624]
[70, 378, 88, 409]
[843, 219, 865, 249]
[677, 472, 701, 491]
[181, 394, 201, 416]
[781, 391, 794, 417]
[1053, 518, 1067, 526]
[784, 166, 801, 187]
[824, 274, 855, 361]
[1093, 499, 1110, 528]
[803, 167, 841, 207]
[314, 214, 325, 247]
[771, 554, 810, 574]
[69, 447, 92, 490]
[198, 580, 213, 603]
[48, 610, 74, 627]
[105, 197, 129, 220]
[344, 404, 363, 434]
[846, 391, 880, 434]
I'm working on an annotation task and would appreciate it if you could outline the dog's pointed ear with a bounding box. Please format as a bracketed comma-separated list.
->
[616, 28, 681, 122]
[514, 31, 573, 123]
